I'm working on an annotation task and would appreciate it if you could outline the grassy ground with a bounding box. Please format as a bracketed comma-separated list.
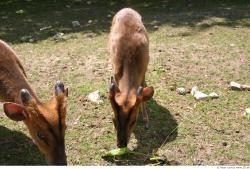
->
[0, 0, 250, 165]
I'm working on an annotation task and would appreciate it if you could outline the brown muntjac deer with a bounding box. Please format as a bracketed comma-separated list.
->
[0, 40, 68, 165]
[108, 8, 154, 148]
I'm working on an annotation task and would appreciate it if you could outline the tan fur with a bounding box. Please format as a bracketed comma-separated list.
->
[0, 40, 67, 165]
[0, 40, 35, 103]
[109, 8, 152, 147]
[109, 8, 149, 98]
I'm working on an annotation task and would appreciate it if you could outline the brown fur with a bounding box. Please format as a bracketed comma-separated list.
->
[108, 8, 154, 148]
[0, 40, 34, 103]
[0, 40, 67, 165]
[109, 8, 149, 96]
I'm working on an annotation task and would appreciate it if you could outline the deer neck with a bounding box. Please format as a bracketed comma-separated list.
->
[0, 76, 39, 104]
[117, 73, 140, 97]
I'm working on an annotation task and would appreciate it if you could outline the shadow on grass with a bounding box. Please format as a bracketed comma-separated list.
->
[102, 99, 178, 165]
[0, 0, 250, 43]
[0, 126, 46, 165]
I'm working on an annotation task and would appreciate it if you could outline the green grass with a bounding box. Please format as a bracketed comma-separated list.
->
[1, 0, 250, 165]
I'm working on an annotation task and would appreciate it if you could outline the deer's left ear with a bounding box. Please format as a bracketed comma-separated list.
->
[137, 86, 154, 102]
[55, 81, 68, 97]
[142, 86, 154, 101]
[3, 102, 27, 121]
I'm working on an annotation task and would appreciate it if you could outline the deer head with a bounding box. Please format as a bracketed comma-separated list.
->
[108, 76, 154, 147]
[3, 81, 68, 165]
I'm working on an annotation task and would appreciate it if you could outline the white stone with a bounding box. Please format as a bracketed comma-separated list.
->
[209, 92, 219, 98]
[194, 91, 208, 100]
[20, 36, 32, 42]
[39, 26, 52, 31]
[53, 32, 64, 41]
[87, 90, 103, 104]
[177, 87, 186, 95]
[191, 86, 198, 96]
[244, 108, 250, 116]
[229, 81, 241, 90]
[86, 1, 92, 4]
[72, 21, 81, 27]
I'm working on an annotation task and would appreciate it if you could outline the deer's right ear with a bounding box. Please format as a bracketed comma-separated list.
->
[3, 102, 27, 121]
[109, 76, 120, 98]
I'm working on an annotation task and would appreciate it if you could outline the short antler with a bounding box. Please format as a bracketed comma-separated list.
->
[55, 81, 65, 96]
[109, 76, 120, 97]
[20, 89, 32, 104]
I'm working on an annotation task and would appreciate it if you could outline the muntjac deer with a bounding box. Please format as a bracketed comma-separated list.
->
[0, 40, 68, 165]
[108, 8, 154, 148]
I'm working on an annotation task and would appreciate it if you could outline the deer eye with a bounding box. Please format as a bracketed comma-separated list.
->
[37, 130, 49, 145]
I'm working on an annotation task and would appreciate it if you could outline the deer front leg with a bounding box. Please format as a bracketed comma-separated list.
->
[141, 102, 149, 129]
[141, 76, 149, 129]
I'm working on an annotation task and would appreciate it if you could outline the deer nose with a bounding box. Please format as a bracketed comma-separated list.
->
[50, 147, 67, 165]
[55, 160, 67, 166]
[117, 130, 128, 148]
[52, 156, 67, 166]
[117, 141, 127, 148]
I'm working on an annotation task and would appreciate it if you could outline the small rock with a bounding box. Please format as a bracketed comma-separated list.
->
[229, 81, 241, 90]
[29, 38, 35, 43]
[153, 25, 159, 30]
[244, 108, 250, 116]
[53, 32, 65, 41]
[208, 92, 219, 99]
[66, 5, 71, 8]
[191, 86, 198, 96]
[87, 90, 103, 104]
[72, 20, 81, 27]
[177, 87, 186, 95]
[16, 9, 25, 14]
[106, 14, 112, 18]
[88, 20, 93, 24]
[194, 91, 208, 100]
[241, 84, 250, 91]
[86, 0, 92, 4]
[39, 26, 52, 31]
[20, 35, 32, 42]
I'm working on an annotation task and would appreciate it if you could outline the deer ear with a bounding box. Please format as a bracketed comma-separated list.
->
[54, 81, 68, 107]
[142, 87, 154, 101]
[109, 76, 120, 99]
[55, 81, 66, 96]
[3, 102, 27, 121]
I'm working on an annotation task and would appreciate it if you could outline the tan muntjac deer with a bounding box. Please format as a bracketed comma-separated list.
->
[0, 40, 68, 165]
[108, 8, 154, 148]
